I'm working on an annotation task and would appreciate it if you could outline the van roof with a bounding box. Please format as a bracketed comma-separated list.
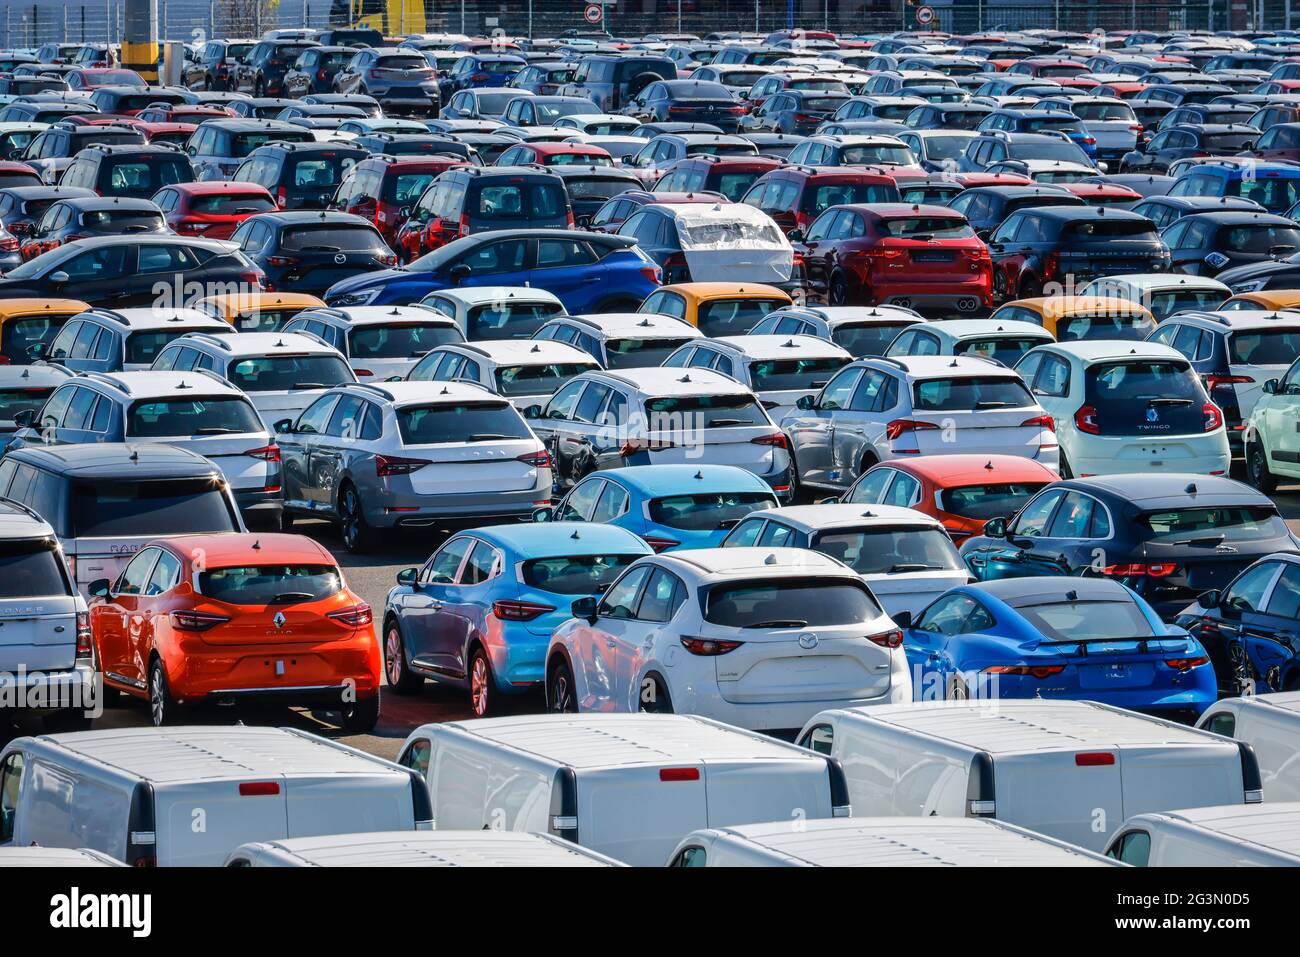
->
[704, 817, 1115, 866]
[440, 713, 819, 769]
[1144, 802, 1300, 859]
[1231, 690, 1300, 714]
[838, 700, 1222, 755]
[235, 830, 621, 866]
[28, 726, 400, 784]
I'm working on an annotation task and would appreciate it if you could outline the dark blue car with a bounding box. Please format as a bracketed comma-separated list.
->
[442, 54, 528, 100]
[324, 228, 662, 312]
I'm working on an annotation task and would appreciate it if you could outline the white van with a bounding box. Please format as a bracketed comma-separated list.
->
[398, 713, 851, 867]
[1105, 803, 1300, 866]
[669, 817, 1121, 867]
[0, 726, 432, 866]
[1197, 692, 1300, 801]
[0, 846, 123, 866]
[225, 830, 624, 867]
[798, 700, 1262, 852]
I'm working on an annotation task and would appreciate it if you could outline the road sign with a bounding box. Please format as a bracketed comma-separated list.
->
[916, 4, 935, 25]
[584, 3, 604, 24]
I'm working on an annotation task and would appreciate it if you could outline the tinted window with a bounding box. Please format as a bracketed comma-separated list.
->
[348, 324, 460, 359]
[397, 402, 531, 443]
[912, 376, 1034, 411]
[705, 579, 881, 627]
[71, 479, 238, 536]
[649, 492, 776, 531]
[127, 397, 263, 437]
[199, 564, 342, 604]
[521, 554, 640, 595]
[228, 354, 352, 391]
[813, 526, 961, 574]
[940, 482, 1049, 521]
[0, 538, 68, 597]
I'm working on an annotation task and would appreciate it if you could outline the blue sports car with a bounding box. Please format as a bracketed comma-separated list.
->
[324, 228, 661, 312]
[897, 576, 1217, 721]
[534, 464, 782, 551]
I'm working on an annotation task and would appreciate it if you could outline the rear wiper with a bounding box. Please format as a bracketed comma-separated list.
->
[300, 245, 341, 253]
[890, 563, 942, 572]
[269, 592, 314, 604]
[976, 400, 1015, 408]
[294, 382, 327, 390]
[195, 427, 241, 434]
[1148, 397, 1192, 406]
[707, 418, 746, 426]
[910, 233, 933, 241]
[1172, 534, 1226, 547]
[467, 433, 513, 441]
[742, 619, 808, 629]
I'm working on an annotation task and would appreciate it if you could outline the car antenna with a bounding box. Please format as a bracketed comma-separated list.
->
[252, 539, 261, 550]
[694, 469, 703, 480]
[765, 553, 778, 564]
[1066, 589, 1078, 602]
[1185, 482, 1197, 495]
[984, 460, 994, 470]
[177, 379, 191, 389]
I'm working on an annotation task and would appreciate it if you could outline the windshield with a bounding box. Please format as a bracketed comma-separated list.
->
[495, 362, 593, 397]
[704, 578, 881, 627]
[648, 491, 776, 530]
[349, 323, 460, 360]
[912, 376, 1034, 411]
[127, 397, 264, 437]
[0, 539, 68, 598]
[521, 554, 640, 594]
[397, 402, 531, 444]
[1017, 600, 1156, 641]
[939, 482, 1050, 520]
[70, 478, 237, 537]
[199, 564, 342, 604]
[812, 526, 962, 574]
[228, 354, 352, 392]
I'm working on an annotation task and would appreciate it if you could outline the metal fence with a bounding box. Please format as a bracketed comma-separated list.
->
[0, 0, 1286, 47]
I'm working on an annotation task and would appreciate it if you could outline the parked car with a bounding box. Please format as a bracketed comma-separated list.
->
[331, 47, 440, 115]
[281, 304, 464, 380]
[746, 303, 924, 357]
[415, 285, 566, 340]
[185, 118, 316, 181]
[1105, 803, 1300, 866]
[57, 143, 194, 200]
[231, 141, 367, 210]
[31, 304, 232, 369]
[405, 338, 598, 409]
[230, 210, 396, 296]
[152, 180, 277, 239]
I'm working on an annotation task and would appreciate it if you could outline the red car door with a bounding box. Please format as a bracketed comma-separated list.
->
[91, 546, 159, 692]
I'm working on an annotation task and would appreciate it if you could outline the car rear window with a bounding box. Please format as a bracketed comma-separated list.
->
[840, 144, 914, 166]
[521, 554, 640, 595]
[81, 209, 163, 229]
[607, 337, 697, 369]
[564, 176, 635, 201]
[0, 387, 53, 421]
[233, 131, 314, 156]
[228, 354, 353, 391]
[1056, 313, 1153, 342]
[802, 181, 898, 214]
[1215, 224, 1300, 253]
[70, 478, 238, 537]
[126, 397, 264, 437]
[0, 538, 68, 598]
[1138, 505, 1288, 542]
[1064, 219, 1158, 239]
[748, 356, 846, 392]
[833, 321, 914, 357]
[467, 301, 564, 338]
[939, 482, 1050, 520]
[103, 157, 191, 193]
[384, 172, 439, 205]
[812, 526, 962, 575]
[912, 376, 1034, 411]
[286, 155, 358, 191]
[1084, 359, 1204, 435]
[1018, 599, 1158, 641]
[397, 401, 532, 444]
[470, 181, 566, 221]
[190, 192, 276, 215]
[704, 578, 881, 627]
[1229, 328, 1300, 365]
[199, 564, 342, 604]
[647, 491, 776, 530]
[125, 329, 209, 366]
[495, 362, 593, 397]
[697, 299, 782, 337]
[643, 392, 769, 426]
[954, 336, 1048, 366]
[879, 216, 973, 239]
[280, 224, 387, 252]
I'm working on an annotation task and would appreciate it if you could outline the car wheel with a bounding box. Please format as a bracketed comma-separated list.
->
[548, 657, 578, 713]
[993, 269, 1008, 302]
[341, 694, 380, 732]
[1247, 441, 1279, 494]
[469, 645, 495, 718]
[384, 620, 423, 695]
[638, 675, 674, 713]
[149, 659, 178, 727]
[829, 271, 851, 306]
[338, 484, 375, 553]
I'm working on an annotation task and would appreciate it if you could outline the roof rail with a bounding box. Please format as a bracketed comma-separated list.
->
[83, 306, 129, 324]
[79, 371, 130, 394]
[342, 382, 396, 401]
[0, 495, 47, 525]
[182, 332, 232, 351]
[192, 367, 236, 388]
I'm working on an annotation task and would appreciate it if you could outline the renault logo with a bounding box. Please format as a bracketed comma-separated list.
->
[273, 612, 287, 629]
[798, 633, 818, 650]
[1146, 407, 1159, 423]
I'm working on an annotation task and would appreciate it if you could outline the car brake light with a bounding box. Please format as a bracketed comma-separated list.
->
[327, 603, 373, 627]
[1074, 404, 1100, 435]
[170, 609, 231, 631]
[751, 432, 789, 449]
[239, 781, 281, 796]
[867, 629, 903, 648]
[1019, 414, 1054, 432]
[1165, 656, 1209, 671]
[376, 454, 430, 477]
[244, 443, 280, 462]
[640, 264, 662, 284]
[659, 767, 700, 781]
[1075, 752, 1115, 767]
[457, 213, 470, 237]
[985, 664, 1066, 678]
[1102, 563, 1177, 577]
[1204, 374, 1253, 390]
[1203, 402, 1222, 432]
[886, 418, 940, 441]
[76, 611, 93, 659]
[0, 235, 18, 251]
[517, 449, 553, 468]
[680, 636, 743, 655]
[643, 536, 680, 552]
[492, 599, 556, 622]
[275, 185, 287, 207]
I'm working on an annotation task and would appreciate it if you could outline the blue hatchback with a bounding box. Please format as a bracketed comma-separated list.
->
[536, 464, 782, 552]
[324, 228, 662, 312]
[900, 576, 1217, 721]
[382, 522, 653, 716]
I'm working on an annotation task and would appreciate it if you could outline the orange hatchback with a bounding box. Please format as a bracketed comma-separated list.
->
[88, 533, 380, 730]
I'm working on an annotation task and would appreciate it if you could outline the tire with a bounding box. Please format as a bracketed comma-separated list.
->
[254, 78, 266, 97]
[1247, 442, 1279, 494]
[384, 619, 423, 695]
[341, 694, 380, 732]
[638, 675, 674, 713]
[148, 658, 178, 727]
[468, 645, 496, 718]
[338, 484, 375, 554]
[993, 269, 1008, 302]
[548, 657, 578, 713]
[829, 271, 851, 306]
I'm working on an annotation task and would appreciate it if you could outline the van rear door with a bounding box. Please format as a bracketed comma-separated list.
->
[153, 778, 288, 866]
[578, 764, 707, 866]
[283, 772, 413, 837]
[1117, 744, 1244, 822]
[994, 751, 1124, 852]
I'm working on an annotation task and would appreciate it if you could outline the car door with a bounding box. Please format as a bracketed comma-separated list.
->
[404, 536, 473, 673]
[554, 476, 604, 521]
[533, 238, 601, 305]
[92, 545, 160, 691]
[1260, 359, 1300, 477]
[311, 393, 364, 516]
[1027, 350, 1072, 434]
[278, 393, 338, 512]
[55, 243, 134, 306]
[617, 566, 687, 710]
[832, 367, 897, 484]
[436, 538, 501, 679]
[581, 563, 653, 710]
[963, 486, 1068, 580]
[533, 378, 588, 486]
[454, 237, 533, 290]
[786, 365, 861, 487]
[1241, 559, 1300, 692]
[905, 592, 987, 698]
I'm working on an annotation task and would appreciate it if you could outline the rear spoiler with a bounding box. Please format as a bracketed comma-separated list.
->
[1034, 636, 1188, 655]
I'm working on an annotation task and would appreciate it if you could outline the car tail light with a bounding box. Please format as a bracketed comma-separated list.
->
[751, 432, 789, 450]
[275, 185, 287, 207]
[240, 269, 265, 288]
[517, 449, 553, 468]
[659, 767, 700, 781]
[1101, 563, 1177, 577]
[7, 221, 27, 235]
[1074, 404, 1100, 435]
[267, 255, 298, 267]
[867, 629, 903, 648]
[1203, 401, 1223, 432]
[170, 609, 231, 632]
[640, 264, 661, 284]
[680, 636, 743, 655]
[1075, 752, 1115, 767]
[244, 443, 280, 462]
[376, 454, 430, 477]
[1020, 414, 1055, 432]
[566, 209, 576, 229]
[327, 603, 373, 627]
[985, 664, 1066, 678]
[1204, 374, 1253, 391]
[1043, 252, 1059, 277]
[643, 535, 680, 552]
[793, 112, 820, 123]
[353, 369, 374, 378]
[886, 418, 940, 441]
[0, 234, 18, 251]
[1165, 656, 1209, 671]
[316, 68, 328, 81]
[1081, 135, 1096, 145]
[76, 611, 93, 660]
[239, 781, 281, 796]
[492, 599, 556, 621]
[472, 72, 489, 82]
[457, 212, 470, 237]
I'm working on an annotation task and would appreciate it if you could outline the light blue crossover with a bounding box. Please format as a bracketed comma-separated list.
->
[534, 464, 782, 552]
[381, 521, 653, 717]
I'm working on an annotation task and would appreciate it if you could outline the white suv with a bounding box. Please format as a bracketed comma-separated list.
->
[533, 312, 702, 369]
[545, 546, 910, 734]
[282, 305, 465, 380]
[406, 339, 599, 409]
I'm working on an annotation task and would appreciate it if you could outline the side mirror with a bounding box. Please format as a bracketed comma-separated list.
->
[571, 595, 599, 624]
[988, 242, 1003, 253]
[1198, 589, 1222, 610]
[892, 610, 913, 629]
[12, 408, 36, 428]
[524, 403, 543, 419]
[48, 270, 69, 284]
[786, 227, 804, 242]
[449, 262, 472, 284]
[795, 393, 817, 411]
[1264, 378, 1279, 395]
[982, 516, 1008, 538]
[273, 418, 294, 434]
[396, 567, 419, 587]
[531, 505, 554, 522]
[88, 578, 111, 599]
[24, 342, 45, 361]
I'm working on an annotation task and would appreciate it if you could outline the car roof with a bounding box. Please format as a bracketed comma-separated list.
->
[1044, 340, 1185, 363]
[90, 369, 244, 400]
[162, 532, 332, 566]
[744, 502, 942, 533]
[924, 318, 1053, 339]
[3, 441, 222, 479]
[180, 331, 339, 355]
[868, 354, 1012, 379]
[705, 334, 849, 360]
[1063, 472, 1267, 509]
[1134, 802, 1300, 859]
[430, 285, 563, 306]
[594, 365, 746, 395]
[465, 521, 652, 557]
[1088, 273, 1230, 294]
[79, 307, 228, 332]
[883, 452, 1058, 486]
[971, 575, 1135, 608]
[306, 305, 454, 327]
[348, 380, 500, 408]
[448, 339, 591, 364]
[658, 545, 853, 579]
[1170, 310, 1300, 333]
[563, 312, 698, 337]
[599, 463, 774, 496]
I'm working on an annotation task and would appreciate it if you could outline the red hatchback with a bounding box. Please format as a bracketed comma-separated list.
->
[654, 154, 784, 201]
[741, 166, 901, 233]
[153, 181, 277, 239]
[333, 154, 468, 249]
[795, 202, 992, 313]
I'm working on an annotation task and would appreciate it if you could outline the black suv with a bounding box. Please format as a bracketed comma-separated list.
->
[235, 38, 321, 96]
[231, 141, 367, 210]
[947, 184, 1084, 241]
[988, 205, 1170, 300]
[560, 54, 677, 113]
[231, 210, 397, 295]
[21, 122, 145, 183]
[58, 144, 195, 200]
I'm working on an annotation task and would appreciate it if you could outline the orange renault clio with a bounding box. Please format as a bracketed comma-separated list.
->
[87, 533, 381, 730]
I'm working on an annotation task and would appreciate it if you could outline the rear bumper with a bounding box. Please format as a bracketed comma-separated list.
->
[363, 484, 551, 529]
[196, 683, 376, 707]
[0, 660, 98, 714]
[1066, 436, 1231, 479]
[233, 487, 283, 525]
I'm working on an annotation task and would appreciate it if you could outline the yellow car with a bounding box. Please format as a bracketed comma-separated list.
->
[1221, 290, 1300, 312]
[638, 282, 793, 336]
[195, 292, 326, 333]
[0, 298, 90, 363]
[987, 295, 1156, 342]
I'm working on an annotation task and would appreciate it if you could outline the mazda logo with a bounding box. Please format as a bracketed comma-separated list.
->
[798, 633, 818, 650]
[334, 253, 347, 264]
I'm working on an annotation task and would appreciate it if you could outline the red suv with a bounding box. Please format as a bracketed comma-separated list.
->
[794, 202, 992, 313]
[740, 166, 901, 233]
[333, 154, 470, 249]
[654, 154, 784, 201]
[152, 181, 277, 239]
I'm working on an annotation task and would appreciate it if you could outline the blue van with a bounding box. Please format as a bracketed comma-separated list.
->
[1168, 159, 1300, 215]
